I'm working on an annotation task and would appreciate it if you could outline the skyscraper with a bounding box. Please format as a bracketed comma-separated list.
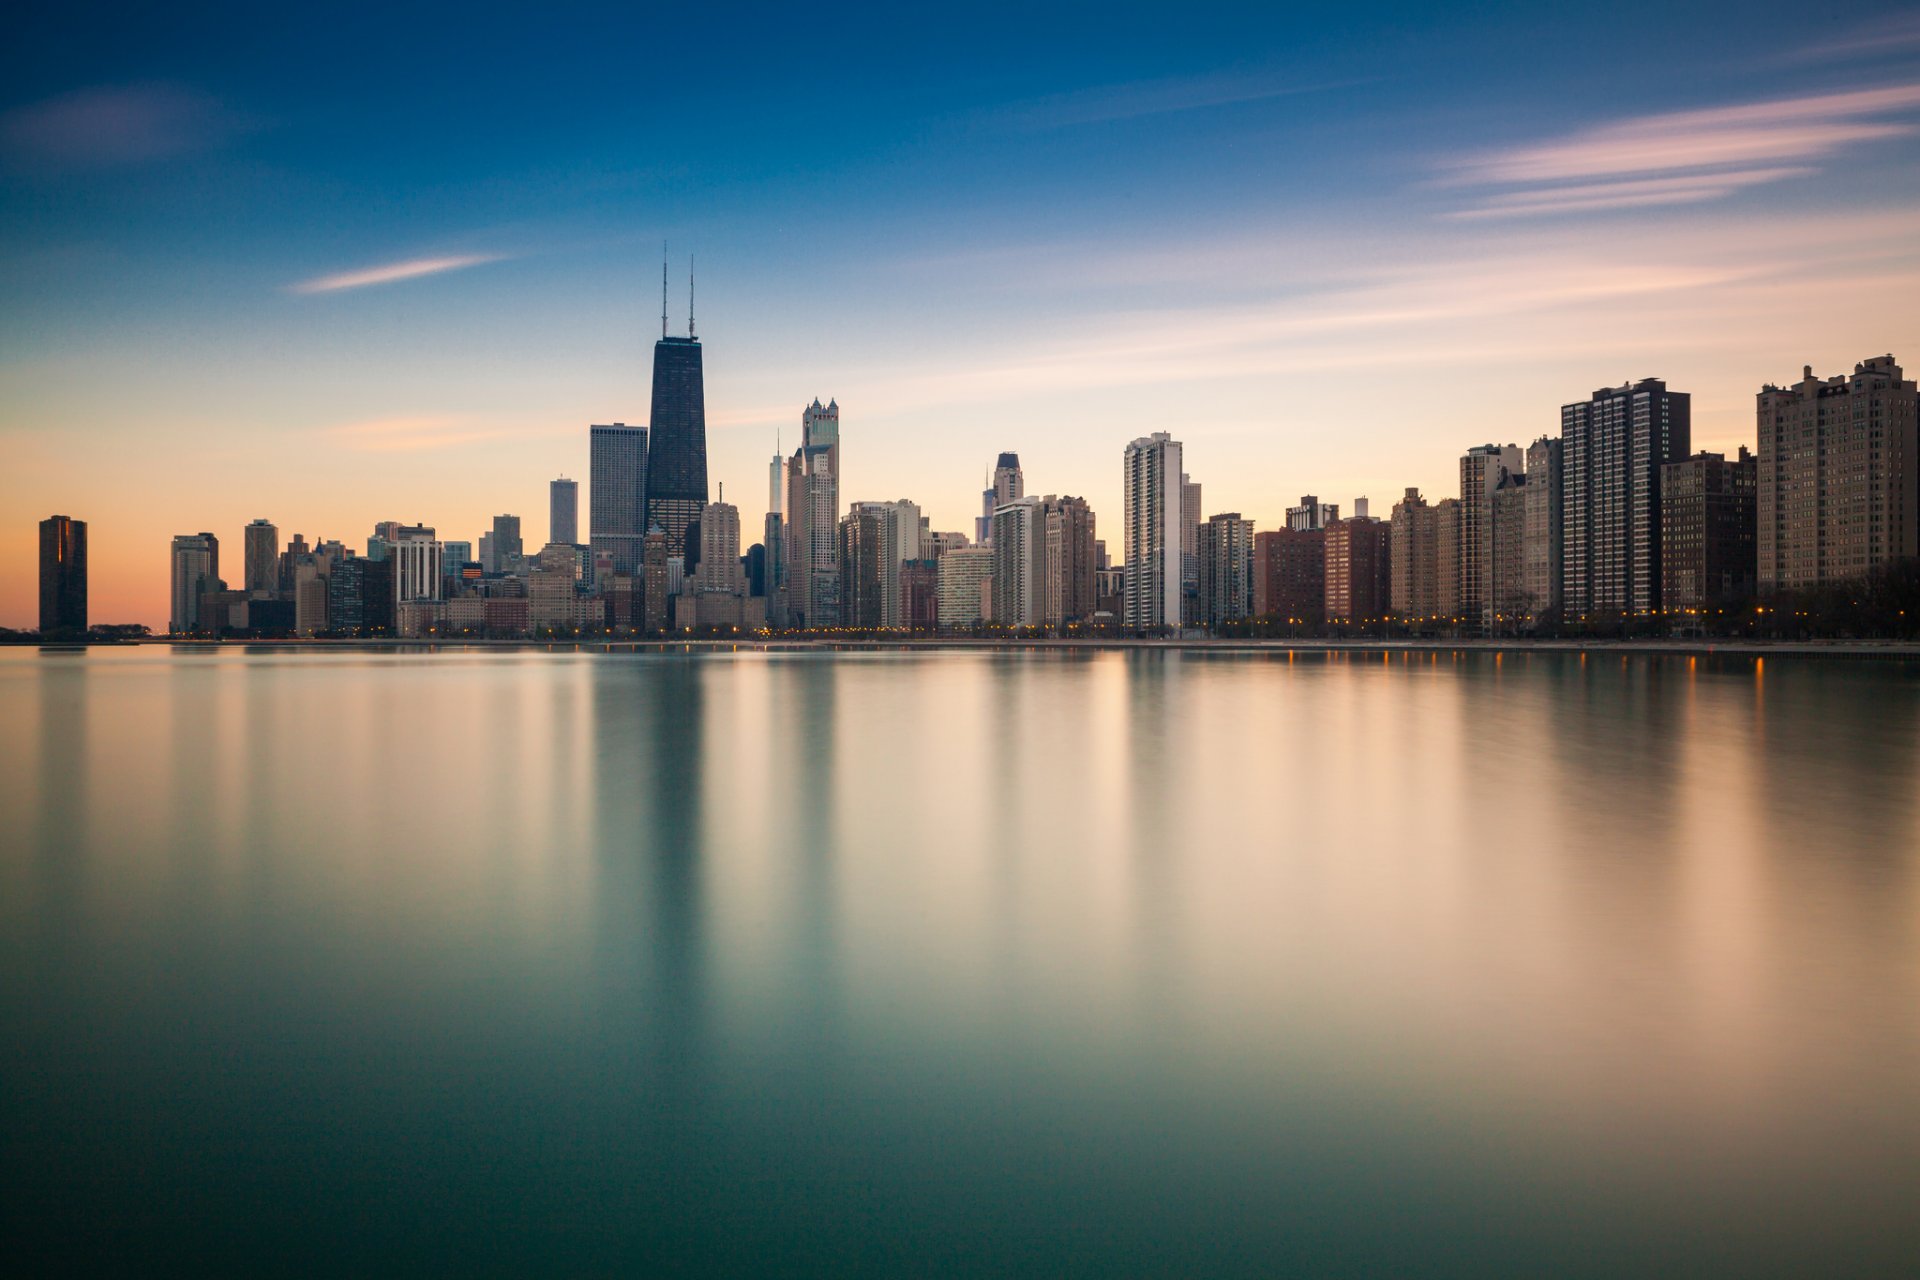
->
[1197, 513, 1255, 626]
[1180, 474, 1202, 625]
[1325, 516, 1391, 624]
[786, 398, 841, 628]
[489, 514, 524, 574]
[1490, 474, 1530, 632]
[990, 495, 1046, 627]
[979, 453, 1023, 544]
[1459, 443, 1523, 632]
[1523, 436, 1564, 624]
[392, 525, 443, 604]
[39, 515, 87, 638]
[840, 502, 893, 629]
[645, 325, 708, 556]
[1122, 433, 1183, 630]
[1562, 378, 1691, 618]
[590, 423, 647, 573]
[1389, 489, 1439, 621]
[1042, 496, 1097, 626]
[642, 529, 669, 633]
[763, 446, 787, 626]
[243, 519, 279, 596]
[550, 477, 578, 546]
[1757, 356, 1917, 592]
[169, 532, 220, 636]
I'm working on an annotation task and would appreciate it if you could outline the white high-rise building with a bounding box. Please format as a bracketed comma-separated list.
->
[990, 495, 1045, 627]
[391, 525, 443, 604]
[1122, 433, 1183, 630]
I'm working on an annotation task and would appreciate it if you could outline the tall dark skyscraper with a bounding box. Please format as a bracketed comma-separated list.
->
[645, 265, 709, 556]
[39, 515, 87, 638]
[1562, 378, 1691, 618]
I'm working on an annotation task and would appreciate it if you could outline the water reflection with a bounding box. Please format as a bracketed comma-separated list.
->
[2, 647, 1918, 1275]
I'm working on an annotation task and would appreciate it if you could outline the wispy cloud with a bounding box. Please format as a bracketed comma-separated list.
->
[1445, 167, 1817, 220]
[321, 416, 507, 452]
[1437, 83, 1920, 218]
[290, 254, 503, 294]
[1778, 13, 1920, 64]
[837, 210, 1920, 415]
[0, 83, 247, 171]
[989, 69, 1359, 130]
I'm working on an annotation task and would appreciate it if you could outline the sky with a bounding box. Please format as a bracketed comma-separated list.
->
[4, 0, 1919, 628]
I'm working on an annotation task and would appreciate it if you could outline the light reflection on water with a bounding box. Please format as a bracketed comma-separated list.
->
[3, 647, 1918, 1275]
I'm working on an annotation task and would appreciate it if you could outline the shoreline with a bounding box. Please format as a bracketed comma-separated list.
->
[13, 636, 1920, 659]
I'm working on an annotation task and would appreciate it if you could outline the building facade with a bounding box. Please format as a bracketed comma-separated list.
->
[243, 519, 278, 596]
[936, 545, 993, 629]
[979, 452, 1023, 544]
[990, 496, 1046, 627]
[1663, 449, 1758, 613]
[1253, 529, 1325, 625]
[1043, 496, 1097, 626]
[1562, 378, 1691, 618]
[550, 477, 578, 546]
[645, 332, 708, 556]
[786, 398, 841, 628]
[1197, 513, 1255, 626]
[1523, 436, 1564, 624]
[1389, 489, 1438, 622]
[1756, 355, 1918, 592]
[391, 526, 442, 604]
[39, 515, 87, 637]
[589, 423, 647, 573]
[1286, 495, 1338, 531]
[1459, 444, 1523, 632]
[169, 532, 220, 636]
[1325, 517, 1391, 624]
[1122, 433, 1183, 630]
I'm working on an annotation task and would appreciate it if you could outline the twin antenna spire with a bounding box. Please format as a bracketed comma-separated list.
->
[660, 243, 696, 341]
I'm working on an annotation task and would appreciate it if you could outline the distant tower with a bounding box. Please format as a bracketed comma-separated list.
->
[169, 532, 220, 636]
[38, 515, 87, 638]
[550, 477, 578, 546]
[786, 399, 842, 627]
[243, 519, 279, 596]
[979, 452, 1024, 543]
[646, 254, 709, 557]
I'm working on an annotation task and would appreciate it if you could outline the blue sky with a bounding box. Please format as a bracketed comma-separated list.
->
[5, 1, 1920, 624]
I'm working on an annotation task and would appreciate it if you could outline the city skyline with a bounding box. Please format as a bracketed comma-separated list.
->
[6, 2, 1920, 628]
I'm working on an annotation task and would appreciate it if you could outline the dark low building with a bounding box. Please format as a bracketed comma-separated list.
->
[1662, 448, 1757, 614]
[1253, 528, 1325, 625]
[899, 559, 939, 632]
[327, 557, 396, 636]
[39, 515, 87, 638]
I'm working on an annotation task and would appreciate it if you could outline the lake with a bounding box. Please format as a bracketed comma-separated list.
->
[4, 646, 1918, 1275]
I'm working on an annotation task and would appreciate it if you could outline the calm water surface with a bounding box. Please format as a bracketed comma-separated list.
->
[4, 646, 1919, 1275]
